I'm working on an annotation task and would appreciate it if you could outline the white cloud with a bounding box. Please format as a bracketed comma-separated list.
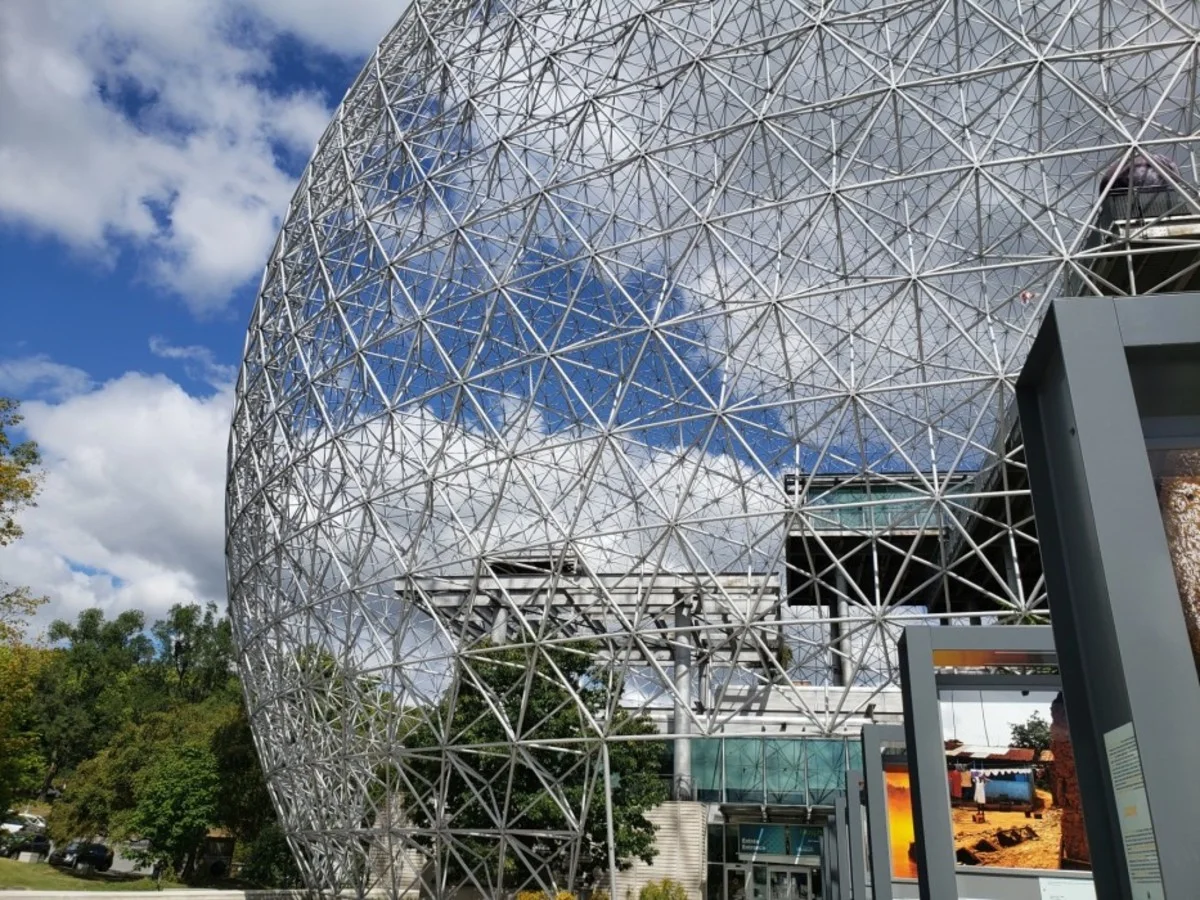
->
[149, 336, 237, 388]
[0, 1, 403, 313]
[0, 355, 93, 401]
[3, 367, 231, 634]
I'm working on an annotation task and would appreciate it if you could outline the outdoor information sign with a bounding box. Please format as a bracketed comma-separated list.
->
[1018, 292, 1200, 899]
[737, 824, 822, 863]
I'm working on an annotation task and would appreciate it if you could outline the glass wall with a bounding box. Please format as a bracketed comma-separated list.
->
[691, 737, 859, 808]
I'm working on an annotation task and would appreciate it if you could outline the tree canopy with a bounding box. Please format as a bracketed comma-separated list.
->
[402, 643, 667, 893]
[0, 397, 45, 644]
[0, 397, 40, 549]
[1010, 710, 1051, 756]
[2, 602, 298, 887]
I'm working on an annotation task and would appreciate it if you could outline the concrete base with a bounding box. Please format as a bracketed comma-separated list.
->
[890, 868, 1095, 900]
[15, 851, 44, 863]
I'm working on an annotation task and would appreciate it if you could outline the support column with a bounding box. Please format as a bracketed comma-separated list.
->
[490, 598, 508, 644]
[832, 569, 853, 686]
[673, 606, 693, 801]
[899, 627, 957, 900]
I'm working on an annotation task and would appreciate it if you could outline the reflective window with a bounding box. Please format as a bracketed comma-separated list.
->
[805, 739, 846, 807]
[765, 739, 806, 805]
[725, 738, 765, 804]
[694, 738, 723, 802]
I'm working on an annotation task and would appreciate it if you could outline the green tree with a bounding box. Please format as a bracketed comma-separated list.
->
[0, 644, 51, 810]
[46, 698, 235, 844]
[33, 608, 155, 795]
[238, 822, 303, 889]
[0, 397, 46, 643]
[151, 602, 236, 703]
[1009, 711, 1051, 756]
[129, 744, 220, 879]
[210, 703, 275, 841]
[402, 644, 667, 890]
[0, 397, 40, 549]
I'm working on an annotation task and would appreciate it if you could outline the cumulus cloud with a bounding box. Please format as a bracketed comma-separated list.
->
[0, 355, 93, 401]
[3, 366, 231, 633]
[0, 0, 402, 313]
[149, 336, 237, 388]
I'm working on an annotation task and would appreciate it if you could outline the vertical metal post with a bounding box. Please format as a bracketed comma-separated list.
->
[835, 794, 852, 899]
[898, 627, 956, 900]
[860, 725, 904, 900]
[673, 606, 693, 800]
[821, 820, 833, 900]
[833, 569, 852, 686]
[490, 598, 508, 644]
[845, 772, 867, 900]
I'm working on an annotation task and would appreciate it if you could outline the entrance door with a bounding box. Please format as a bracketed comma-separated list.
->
[766, 866, 811, 900]
[725, 864, 814, 900]
[725, 866, 748, 900]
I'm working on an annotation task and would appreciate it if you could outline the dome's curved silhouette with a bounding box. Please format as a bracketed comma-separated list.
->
[226, 1, 1200, 895]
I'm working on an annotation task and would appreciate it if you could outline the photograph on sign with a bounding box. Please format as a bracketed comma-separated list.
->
[939, 691, 1091, 872]
[1148, 445, 1200, 678]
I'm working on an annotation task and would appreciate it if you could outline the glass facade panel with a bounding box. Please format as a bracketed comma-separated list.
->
[725, 738, 764, 804]
[708, 824, 725, 862]
[707, 864, 724, 900]
[805, 739, 846, 807]
[690, 736, 853, 806]
[846, 740, 863, 776]
[695, 737, 723, 802]
[764, 739, 806, 805]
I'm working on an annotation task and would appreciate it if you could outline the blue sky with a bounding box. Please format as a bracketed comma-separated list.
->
[0, 0, 403, 632]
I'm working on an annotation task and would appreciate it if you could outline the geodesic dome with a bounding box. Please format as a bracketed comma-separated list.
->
[226, 1, 1200, 895]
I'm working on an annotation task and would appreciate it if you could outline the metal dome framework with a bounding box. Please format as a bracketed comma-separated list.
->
[227, 0, 1200, 896]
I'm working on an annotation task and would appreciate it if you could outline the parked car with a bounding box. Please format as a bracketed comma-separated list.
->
[18, 813, 46, 831]
[1, 812, 46, 834]
[0, 815, 24, 835]
[3, 830, 51, 858]
[48, 840, 113, 872]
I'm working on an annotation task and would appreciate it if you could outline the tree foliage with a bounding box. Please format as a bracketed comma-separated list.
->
[129, 744, 221, 879]
[151, 602, 236, 703]
[1010, 711, 1051, 756]
[0, 643, 51, 811]
[402, 644, 667, 888]
[34, 604, 287, 881]
[238, 822, 303, 889]
[33, 608, 157, 793]
[0, 397, 45, 644]
[0, 397, 40, 548]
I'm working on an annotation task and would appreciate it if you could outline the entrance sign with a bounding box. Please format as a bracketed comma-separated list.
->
[737, 824, 821, 861]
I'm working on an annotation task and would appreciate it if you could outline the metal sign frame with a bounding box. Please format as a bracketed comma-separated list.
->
[860, 724, 907, 900]
[1017, 292, 1200, 900]
[897, 624, 1061, 900]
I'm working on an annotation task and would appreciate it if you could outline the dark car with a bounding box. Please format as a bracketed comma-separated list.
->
[3, 830, 51, 858]
[48, 840, 113, 872]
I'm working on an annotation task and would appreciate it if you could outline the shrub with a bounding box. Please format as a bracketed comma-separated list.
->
[590, 891, 610, 900]
[639, 879, 688, 900]
[516, 891, 576, 900]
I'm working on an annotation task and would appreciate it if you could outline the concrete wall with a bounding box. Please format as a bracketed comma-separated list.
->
[890, 868, 1095, 900]
[605, 802, 707, 900]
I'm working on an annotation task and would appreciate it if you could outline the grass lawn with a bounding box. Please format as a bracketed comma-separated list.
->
[0, 857, 167, 891]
